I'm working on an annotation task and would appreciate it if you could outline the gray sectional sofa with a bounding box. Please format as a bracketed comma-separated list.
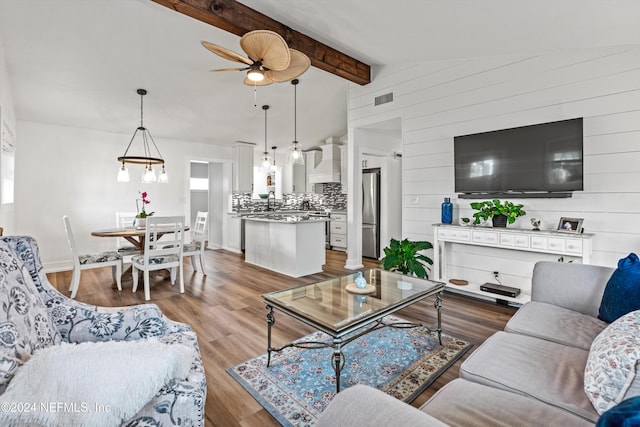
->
[318, 261, 628, 426]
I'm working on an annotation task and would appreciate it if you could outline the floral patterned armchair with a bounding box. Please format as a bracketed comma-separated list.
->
[4, 236, 206, 426]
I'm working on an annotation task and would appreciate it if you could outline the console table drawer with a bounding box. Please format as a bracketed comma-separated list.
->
[566, 239, 583, 253]
[472, 231, 498, 244]
[438, 228, 471, 242]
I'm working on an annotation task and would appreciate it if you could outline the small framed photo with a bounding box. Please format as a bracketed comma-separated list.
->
[557, 217, 584, 233]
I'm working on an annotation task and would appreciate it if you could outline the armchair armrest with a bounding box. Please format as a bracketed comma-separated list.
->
[531, 261, 614, 317]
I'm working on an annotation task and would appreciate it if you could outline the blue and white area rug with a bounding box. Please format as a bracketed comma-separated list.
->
[227, 315, 472, 426]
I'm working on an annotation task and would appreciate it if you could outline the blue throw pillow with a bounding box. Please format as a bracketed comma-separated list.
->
[598, 253, 640, 323]
[596, 395, 640, 427]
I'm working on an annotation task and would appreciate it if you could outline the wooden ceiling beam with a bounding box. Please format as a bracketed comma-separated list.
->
[151, 0, 371, 85]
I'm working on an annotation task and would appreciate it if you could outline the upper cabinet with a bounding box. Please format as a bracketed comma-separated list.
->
[304, 150, 321, 192]
[361, 154, 382, 169]
[232, 144, 254, 192]
[282, 162, 306, 194]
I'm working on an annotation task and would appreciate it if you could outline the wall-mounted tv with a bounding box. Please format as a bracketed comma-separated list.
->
[454, 118, 583, 198]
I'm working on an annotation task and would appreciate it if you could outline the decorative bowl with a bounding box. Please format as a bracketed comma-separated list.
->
[258, 194, 269, 199]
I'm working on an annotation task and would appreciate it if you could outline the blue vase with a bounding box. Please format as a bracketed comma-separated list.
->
[441, 197, 453, 224]
[355, 271, 367, 289]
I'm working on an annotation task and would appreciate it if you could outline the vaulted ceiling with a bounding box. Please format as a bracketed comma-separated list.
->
[0, 0, 638, 151]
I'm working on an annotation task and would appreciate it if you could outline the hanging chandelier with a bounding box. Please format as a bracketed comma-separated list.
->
[260, 105, 272, 170]
[287, 79, 305, 166]
[117, 89, 168, 183]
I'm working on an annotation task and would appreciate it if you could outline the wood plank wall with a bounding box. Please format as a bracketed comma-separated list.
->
[348, 45, 640, 289]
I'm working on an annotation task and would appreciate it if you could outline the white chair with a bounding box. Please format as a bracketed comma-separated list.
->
[184, 211, 208, 275]
[115, 211, 141, 267]
[131, 216, 185, 301]
[63, 215, 122, 299]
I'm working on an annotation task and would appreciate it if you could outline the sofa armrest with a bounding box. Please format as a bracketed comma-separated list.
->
[531, 261, 614, 317]
[316, 385, 448, 427]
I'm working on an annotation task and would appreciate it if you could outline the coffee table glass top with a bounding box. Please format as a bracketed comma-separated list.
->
[263, 268, 444, 334]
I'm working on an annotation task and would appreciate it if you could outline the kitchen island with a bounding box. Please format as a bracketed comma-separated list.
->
[243, 213, 331, 277]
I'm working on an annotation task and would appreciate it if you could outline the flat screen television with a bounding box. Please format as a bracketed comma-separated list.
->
[454, 118, 583, 198]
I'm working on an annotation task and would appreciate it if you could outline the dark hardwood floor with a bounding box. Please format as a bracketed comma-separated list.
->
[46, 249, 517, 427]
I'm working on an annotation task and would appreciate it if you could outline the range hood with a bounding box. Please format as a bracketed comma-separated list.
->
[308, 141, 342, 184]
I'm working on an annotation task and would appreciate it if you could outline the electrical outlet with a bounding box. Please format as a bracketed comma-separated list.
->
[493, 271, 499, 279]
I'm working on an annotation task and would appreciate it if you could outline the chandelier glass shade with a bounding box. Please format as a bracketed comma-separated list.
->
[117, 89, 167, 183]
[286, 79, 305, 166]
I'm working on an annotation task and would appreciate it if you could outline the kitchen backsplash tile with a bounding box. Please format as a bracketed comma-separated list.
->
[232, 183, 346, 212]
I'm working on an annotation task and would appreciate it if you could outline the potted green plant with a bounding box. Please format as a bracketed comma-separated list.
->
[470, 199, 525, 227]
[380, 238, 433, 279]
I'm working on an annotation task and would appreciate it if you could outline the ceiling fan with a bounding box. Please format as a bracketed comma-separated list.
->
[202, 30, 311, 85]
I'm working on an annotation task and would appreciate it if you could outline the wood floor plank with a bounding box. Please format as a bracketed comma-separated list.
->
[46, 249, 516, 427]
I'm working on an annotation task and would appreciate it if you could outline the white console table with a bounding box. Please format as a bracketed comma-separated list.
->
[433, 224, 593, 305]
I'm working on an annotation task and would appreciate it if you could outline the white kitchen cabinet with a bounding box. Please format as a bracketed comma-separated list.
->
[361, 154, 381, 169]
[340, 145, 347, 194]
[329, 211, 347, 251]
[232, 144, 254, 192]
[304, 150, 321, 192]
[282, 163, 306, 193]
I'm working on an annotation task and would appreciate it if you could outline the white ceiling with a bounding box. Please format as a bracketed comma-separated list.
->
[0, 0, 639, 152]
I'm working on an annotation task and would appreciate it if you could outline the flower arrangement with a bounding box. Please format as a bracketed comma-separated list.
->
[136, 191, 155, 218]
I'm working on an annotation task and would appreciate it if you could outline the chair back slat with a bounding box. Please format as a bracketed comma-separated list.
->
[191, 211, 208, 244]
[144, 216, 184, 262]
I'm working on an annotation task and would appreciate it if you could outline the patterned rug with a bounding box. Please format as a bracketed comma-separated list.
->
[227, 315, 472, 426]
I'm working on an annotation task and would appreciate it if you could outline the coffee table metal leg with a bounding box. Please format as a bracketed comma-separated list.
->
[266, 305, 275, 367]
[435, 291, 443, 345]
[332, 338, 345, 393]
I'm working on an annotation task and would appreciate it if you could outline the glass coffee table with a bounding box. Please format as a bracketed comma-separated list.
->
[263, 268, 445, 392]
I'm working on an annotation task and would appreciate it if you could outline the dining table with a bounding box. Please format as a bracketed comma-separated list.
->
[91, 225, 190, 252]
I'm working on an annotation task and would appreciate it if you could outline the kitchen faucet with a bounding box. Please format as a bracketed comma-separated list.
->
[266, 191, 276, 211]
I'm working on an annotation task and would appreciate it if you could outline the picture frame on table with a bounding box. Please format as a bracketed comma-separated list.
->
[557, 217, 584, 233]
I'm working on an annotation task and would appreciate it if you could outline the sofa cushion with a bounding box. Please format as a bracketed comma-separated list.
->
[422, 378, 593, 427]
[316, 384, 448, 427]
[596, 395, 640, 427]
[505, 301, 607, 350]
[0, 338, 194, 427]
[598, 253, 640, 323]
[585, 309, 640, 414]
[0, 257, 61, 394]
[460, 331, 598, 422]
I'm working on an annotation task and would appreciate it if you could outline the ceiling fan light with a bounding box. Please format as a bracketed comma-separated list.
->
[247, 68, 265, 82]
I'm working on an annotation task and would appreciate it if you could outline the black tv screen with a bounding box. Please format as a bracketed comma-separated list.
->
[454, 118, 583, 195]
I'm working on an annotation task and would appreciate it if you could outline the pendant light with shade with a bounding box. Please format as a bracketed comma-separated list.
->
[117, 89, 168, 183]
[287, 79, 305, 166]
[260, 105, 271, 170]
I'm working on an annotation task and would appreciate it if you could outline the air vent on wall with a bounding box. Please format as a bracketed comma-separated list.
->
[374, 92, 393, 106]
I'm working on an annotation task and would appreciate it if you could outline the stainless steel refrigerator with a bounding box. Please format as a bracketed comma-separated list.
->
[362, 169, 380, 258]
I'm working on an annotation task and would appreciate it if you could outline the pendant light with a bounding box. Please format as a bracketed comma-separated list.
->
[260, 105, 272, 170]
[271, 146, 278, 172]
[117, 89, 168, 183]
[287, 79, 305, 166]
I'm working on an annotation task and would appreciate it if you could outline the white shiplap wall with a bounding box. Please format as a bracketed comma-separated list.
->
[348, 45, 640, 287]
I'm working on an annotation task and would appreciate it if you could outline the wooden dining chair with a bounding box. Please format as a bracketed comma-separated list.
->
[183, 211, 209, 275]
[63, 215, 123, 299]
[115, 212, 141, 270]
[131, 216, 185, 301]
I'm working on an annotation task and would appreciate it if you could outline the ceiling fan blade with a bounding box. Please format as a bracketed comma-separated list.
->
[243, 74, 274, 86]
[240, 30, 290, 71]
[265, 49, 311, 82]
[201, 41, 253, 66]
[211, 67, 249, 72]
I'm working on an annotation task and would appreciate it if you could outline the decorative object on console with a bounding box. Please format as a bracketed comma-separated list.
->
[530, 217, 541, 231]
[557, 217, 584, 233]
[355, 271, 367, 288]
[117, 89, 168, 184]
[470, 199, 526, 227]
[286, 79, 305, 166]
[598, 252, 640, 323]
[381, 238, 433, 279]
[441, 197, 453, 224]
[449, 279, 469, 286]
